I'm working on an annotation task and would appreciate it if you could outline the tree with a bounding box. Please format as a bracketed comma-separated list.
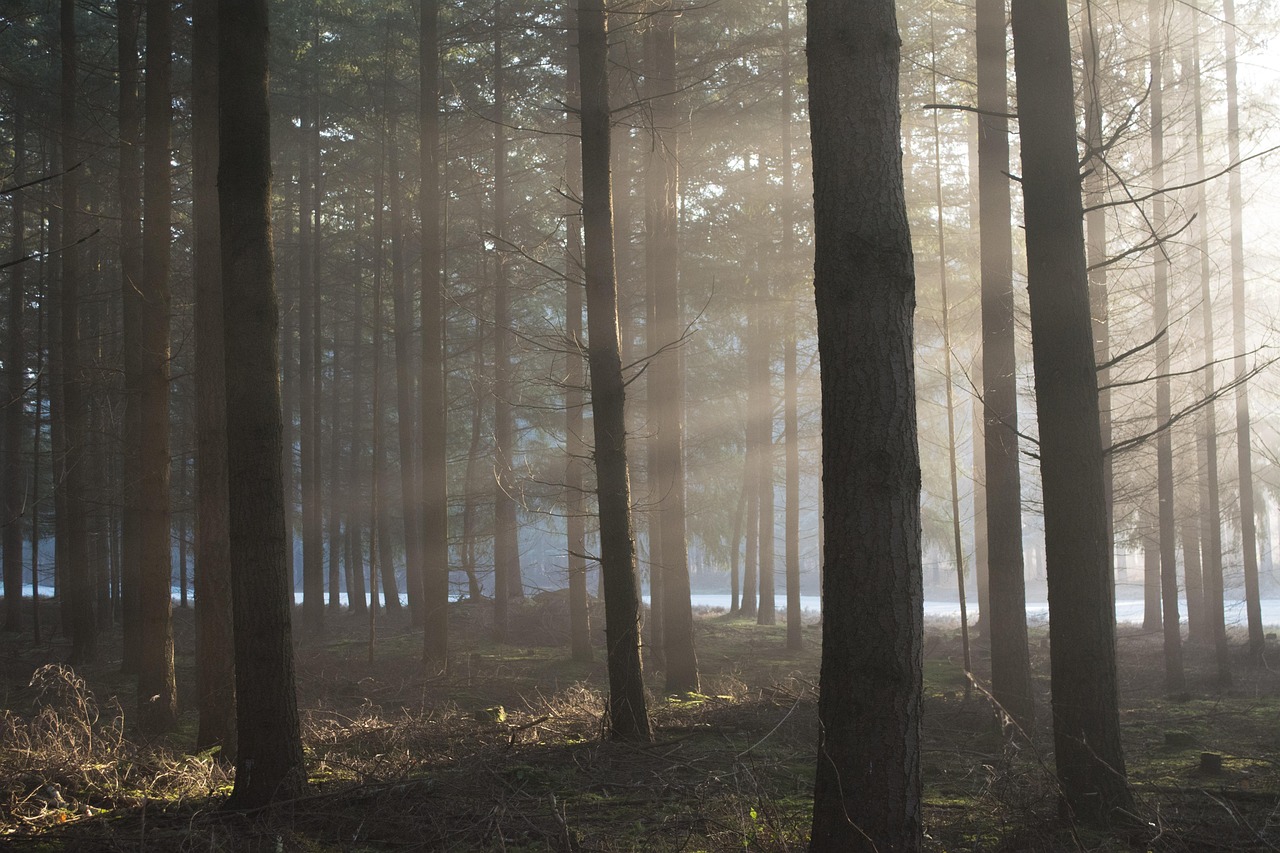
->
[645, 1, 699, 694]
[420, 0, 449, 670]
[4, 82, 26, 632]
[806, 0, 922, 847]
[137, 0, 178, 734]
[780, 0, 802, 653]
[1010, 0, 1133, 823]
[218, 0, 306, 809]
[192, 0, 235, 755]
[577, 0, 652, 743]
[976, 0, 1032, 729]
[61, 0, 95, 665]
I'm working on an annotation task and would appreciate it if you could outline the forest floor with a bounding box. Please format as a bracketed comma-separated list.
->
[0, 594, 1278, 851]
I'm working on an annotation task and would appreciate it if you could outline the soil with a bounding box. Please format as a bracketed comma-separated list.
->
[0, 595, 1277, 851]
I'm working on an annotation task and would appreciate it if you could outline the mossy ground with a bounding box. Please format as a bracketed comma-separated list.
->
[1, 598, 1277, 850]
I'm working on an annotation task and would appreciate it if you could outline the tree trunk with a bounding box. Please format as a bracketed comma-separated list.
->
[137, 0, 178, 734]
[1149, 0, 1184, 693]
[298, 44, 323, 635]
[780, 0, 801, 651]
[420, 0, 449, 666]
[218, 0, 306, 806]
[192, 0, 235, 756]
[371, 122, 401, 616]
[492, 19, 523, 638]
[1190, 17, 1229, 684]
[807, 0, 922, 847]
[577, 0, 651, 742]
[564, 22, 592, 663]
[60, 0, 95, 664]
[117, 0, 142, 674]
[1010, 0, 1133, 821]
[1223, 0, 1265, 662]
[4, 85, 26, 631]
[976, 0, 1032, 728]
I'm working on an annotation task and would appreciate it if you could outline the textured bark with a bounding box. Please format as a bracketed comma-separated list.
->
[578, 0, 651, 742]
[644, 3, 697, 692]
[1191, 18, 1229, 683]
[61, 0, 95, 664]
[117, 0, 142, 674]
[976, 0, 1032, 728]
[299, 42, 324, 635]
[1011, 0, 1133, 822]
[1223, 0, 1264, 662]
[1149, 0, 1184, 692]
[564, 20, 592, 663]
[218, 0, 306, 806]
[4, 86, 25, 631]
[137, 0, 178, 734]
[420, 0, 449, 669]
[192, 0, 236, 737]
[492, 21, 523, 637]
[780, 0, 801, 652]
[807, 0, 922, 847]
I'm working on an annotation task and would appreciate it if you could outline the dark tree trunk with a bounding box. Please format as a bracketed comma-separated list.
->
[1011, 0, 1134, 822]
[117, 0, 142, 674]
[192, 0, 235, 756]
[1223, 0, 1264, 663]
[371, 125, 401, 615]
[1149, 0, 1184, 693]
[61, 0, 95, 664]
[976, 0, 1032, 729]
[346, 214, 368, 617]
[564, 19, 592, 663]
[298, 44, 324, 635]
[807, 0, 922, 847]
[1190, 18, 1229, 683]
[137, 0, 178, 734]
[388, 117, 424, 627]
[218, 0, 306, 807]
[4, 86, 26, 631]
[327, 330, 343, 613]
[753, 263, 775, 628]
[492, 20, 523, 638]
[780, 0, 801, 652]
[420, 0, 449, 668]
[1142, 509, 1162, 632]
[577, 0, 652, 743]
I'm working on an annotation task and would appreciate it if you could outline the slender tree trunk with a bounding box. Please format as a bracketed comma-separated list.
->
[577, 0, 651, 742]
[729, 481, 744, 615]
[327, 335, 343, 612]
[930, 24, 971, 689]
[807, 0, 921, 845]
[565, 23, 592, 663]
[61, 0, 95, 663]
[31, 285, 44, 643]
[137, 0, 178, 733]
[218, 0, 306, 806]
[192, 0, 235, 756]
[4, 86, 26, 631]
[298, 43, 324, 634]
[347, 215, 368, 617]
[461, 314, 485, 601]
[493, 19, 523, 637]
[117, 0, 142, 674]
[976, 0, 1032, 729]
[371, 133, 400, 615]
[1191, 17, 1229, 683]
[1142, 507, 1162, 631]
[420, 0, 449, 666]
[388, 117, 424, 627]
[1223, 0, 1264, 662]
[1011, 0, 1133, 821]
[754, 260, 776, 627]
[780, 0, 801, 651]
[1149, 0, 1184, 692]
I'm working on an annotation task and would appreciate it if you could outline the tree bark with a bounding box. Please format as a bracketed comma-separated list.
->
[807, 0, 922, 847]
[578, 0, 652, 742]
[1011, 0, 1133, 822]
[780, 0, 801, 652]
[1223, 0, 1264, 662]
[137, 0, 178, 734]
[192, 0, 235, 755]
[218, 0, 306, 806]
[61, 0, 95, 664]
[976, 0, 1032, 729]
[4, 84, 26, 631]
[420, 0, 449, 668]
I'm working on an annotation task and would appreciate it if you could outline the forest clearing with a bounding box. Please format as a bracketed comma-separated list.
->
[1, 600, 1278, 851]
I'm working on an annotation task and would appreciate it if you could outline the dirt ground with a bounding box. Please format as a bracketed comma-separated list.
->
[0, 595, 1277, 851]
